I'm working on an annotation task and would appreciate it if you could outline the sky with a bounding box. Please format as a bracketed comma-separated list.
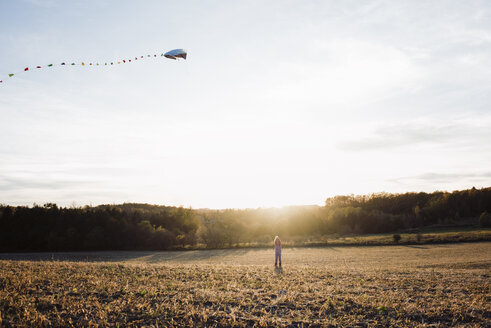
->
[1, 0, 491, 209]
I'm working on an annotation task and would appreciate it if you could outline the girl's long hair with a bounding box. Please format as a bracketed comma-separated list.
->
[274, 236, 280, 244]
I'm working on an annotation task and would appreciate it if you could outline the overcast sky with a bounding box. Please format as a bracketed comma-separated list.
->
[1, 0, 490, 209]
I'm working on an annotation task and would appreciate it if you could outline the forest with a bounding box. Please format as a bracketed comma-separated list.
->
[0, 187, 490, 251]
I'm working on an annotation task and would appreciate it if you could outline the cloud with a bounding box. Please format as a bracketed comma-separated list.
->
[338, 118, 491, 152]
[1, 1, 491, 207]
[0, 174, 95, 190]
[0, 173, 134, 207]
[390, 172, 491, 184]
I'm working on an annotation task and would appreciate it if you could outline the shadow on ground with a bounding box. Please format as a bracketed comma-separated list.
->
[0, 248, 263, 263]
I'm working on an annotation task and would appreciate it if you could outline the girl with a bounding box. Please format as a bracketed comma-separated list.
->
[274, 236, 282, 267]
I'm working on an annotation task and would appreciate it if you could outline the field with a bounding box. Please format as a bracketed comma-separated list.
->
[289, 228, 491, 247]
[0, 243, 490, 327]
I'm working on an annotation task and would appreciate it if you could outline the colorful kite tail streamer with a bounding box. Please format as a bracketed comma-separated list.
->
[2, 49, 186, 84]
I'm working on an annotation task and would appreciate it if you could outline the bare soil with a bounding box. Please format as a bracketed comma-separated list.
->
[0, 243, 489, 327]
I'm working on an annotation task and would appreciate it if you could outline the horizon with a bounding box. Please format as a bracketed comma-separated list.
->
[1, 1, 491, 209]
[2, 185, 488, 211]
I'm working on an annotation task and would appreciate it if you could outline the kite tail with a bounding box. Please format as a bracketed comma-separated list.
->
[1, 50, 185, 84]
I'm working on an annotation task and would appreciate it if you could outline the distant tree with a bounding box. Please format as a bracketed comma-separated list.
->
[138, 220, 154, 232]
[0, 186, 490, 251]
[198, 218, 228, 248]
[43, 203, 58, 210]
[152, 227, 176, 249]
[83, 226, 105, 250]
[479, 211, 490, 227]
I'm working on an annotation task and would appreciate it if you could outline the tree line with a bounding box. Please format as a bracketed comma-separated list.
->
[0, 187, 490, 251]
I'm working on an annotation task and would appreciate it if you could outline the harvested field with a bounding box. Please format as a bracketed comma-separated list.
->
[0, 243, 490, 327]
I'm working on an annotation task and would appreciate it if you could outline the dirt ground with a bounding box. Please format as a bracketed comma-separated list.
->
[0, 242, 489, 327]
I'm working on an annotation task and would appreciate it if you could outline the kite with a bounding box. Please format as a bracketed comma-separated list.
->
[164, 49, 187, 60]
[0, 49, 187, 84]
